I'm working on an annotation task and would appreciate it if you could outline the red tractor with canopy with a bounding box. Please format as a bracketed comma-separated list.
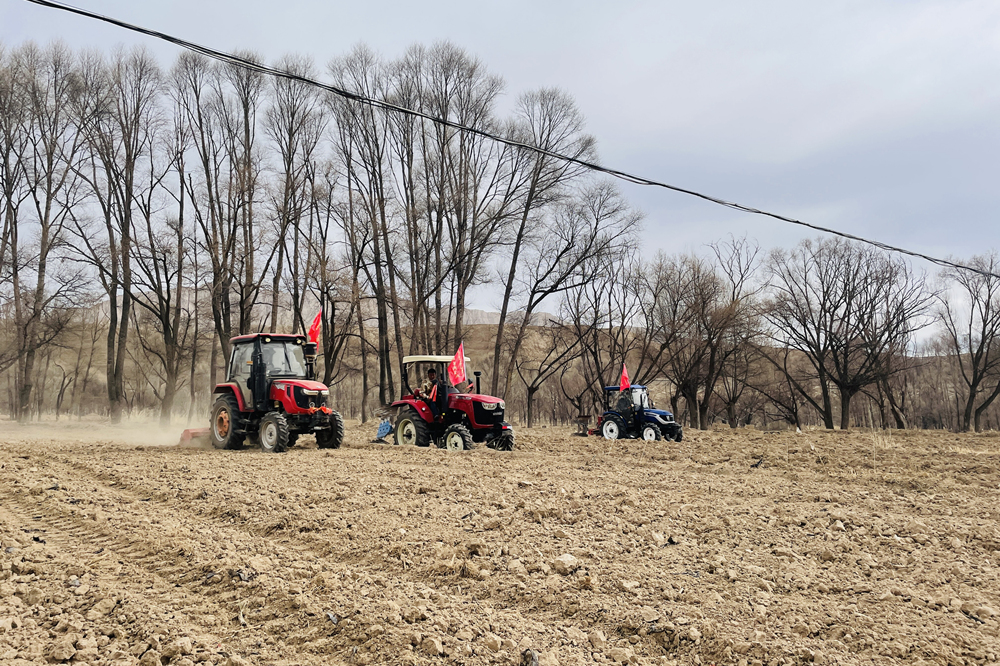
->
[391, 355, 514, 451]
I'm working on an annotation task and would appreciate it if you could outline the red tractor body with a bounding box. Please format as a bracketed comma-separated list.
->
[209, 333, 344, 452]
[214, 376, 331, 414]
[390, 355, 514, 451]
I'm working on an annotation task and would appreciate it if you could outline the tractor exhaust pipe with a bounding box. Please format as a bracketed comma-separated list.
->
[304, 342, 318, 381]
[474, 371, 482, 394]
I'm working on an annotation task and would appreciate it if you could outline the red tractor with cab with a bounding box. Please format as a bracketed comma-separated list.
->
[210, 333, 344, 452]
[391, 355, 515, 451]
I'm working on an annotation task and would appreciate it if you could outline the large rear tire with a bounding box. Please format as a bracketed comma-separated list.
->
[394, 408, 431, 447]
[317, 411, 345, 449]
[211, 394, 246, 450]
[442, 424, 473, 451]
[259, 413, 290, 453]
[601, 415, 626, 440]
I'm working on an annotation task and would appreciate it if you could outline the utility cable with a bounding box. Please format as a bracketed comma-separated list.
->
[22, 0, 999, 279]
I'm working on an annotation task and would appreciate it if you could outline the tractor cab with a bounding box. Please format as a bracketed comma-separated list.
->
[596, 384, 683, 442]
[224, 333, 322, 412]
[390, 355, 515, 452]
[209, 333, 344, 453]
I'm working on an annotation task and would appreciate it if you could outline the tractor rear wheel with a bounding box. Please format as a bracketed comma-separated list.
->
[395, 408, 431, 447]
[211, 395, 246, 450]
[317, 411, 345, 449]
[601, 415, 626, 440]
[442, 424, 473, 451]
[641, 425, 661, 441]
[259, 413, 290, 453]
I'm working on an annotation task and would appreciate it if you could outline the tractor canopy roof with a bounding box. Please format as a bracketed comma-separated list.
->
[603, 385, 647, 392]
[230, 333, 306, 344]
[402, 355, 471, 364]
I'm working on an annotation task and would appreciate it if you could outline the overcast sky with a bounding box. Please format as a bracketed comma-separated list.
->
[4, 0, 999, 275]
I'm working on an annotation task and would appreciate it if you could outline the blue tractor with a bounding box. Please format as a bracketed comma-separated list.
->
[596, 385, 683, 442]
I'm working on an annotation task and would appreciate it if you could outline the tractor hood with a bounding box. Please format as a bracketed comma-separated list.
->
[271, 379, 328, 392]
[453, 393, 504, 406]
[268, 378, 330, 414]
[645, 408, 675, 423]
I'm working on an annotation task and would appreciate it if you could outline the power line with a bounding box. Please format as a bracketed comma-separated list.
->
[22, 0, 999, 280]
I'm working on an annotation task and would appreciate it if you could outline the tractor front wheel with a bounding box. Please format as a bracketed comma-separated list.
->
[641, 425, 661, 441]
[259, 413, 290, 453]
[394, 408, 431, 447]
[489, 432, 515, 451]
[211, 395, 246, 450]
[442, 424, 473, 451]
[317, 411, 345, 449]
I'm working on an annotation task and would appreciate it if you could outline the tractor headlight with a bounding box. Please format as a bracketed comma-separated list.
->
[482, 402, 497, 410]
[303, 389, 320, 396]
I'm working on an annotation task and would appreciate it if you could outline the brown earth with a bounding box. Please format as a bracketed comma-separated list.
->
[0, 422, 999, 666]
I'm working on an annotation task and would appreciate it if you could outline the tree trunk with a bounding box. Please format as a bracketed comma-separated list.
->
[270, 238, 285, 334]
[819, 374, 835, 429]
[683, 389, 700, 429]
[698, 399, 711, 431]
[491, 190, 535, 397]
[961, 393, 975, 432]
[839, 388, 853, 430]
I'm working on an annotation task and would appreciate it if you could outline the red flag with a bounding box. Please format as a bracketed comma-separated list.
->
[307, 310, 322, 343]
[619, 363, 630, 393]
[448, 342, 467, 386]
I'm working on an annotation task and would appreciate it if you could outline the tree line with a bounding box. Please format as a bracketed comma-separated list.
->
[1, 41, 998, 432]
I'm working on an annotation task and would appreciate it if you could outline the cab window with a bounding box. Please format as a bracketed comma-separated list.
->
[230, 344, 253, 381]
[633, 389, 650, 409]
[261, 341, 307, 378]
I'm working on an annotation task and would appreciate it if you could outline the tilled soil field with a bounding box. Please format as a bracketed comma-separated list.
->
[0, 423, 999, 666]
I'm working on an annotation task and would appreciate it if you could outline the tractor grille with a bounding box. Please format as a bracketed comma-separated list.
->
[293, 387, 327, 410]
[473, 402, 504, 426]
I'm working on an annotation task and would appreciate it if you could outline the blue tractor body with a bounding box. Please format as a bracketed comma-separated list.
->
[595, 385, 683, 442]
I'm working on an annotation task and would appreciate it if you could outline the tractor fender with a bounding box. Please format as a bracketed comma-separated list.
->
[213, 383, 247, 412]
[390, 398, 435, 423]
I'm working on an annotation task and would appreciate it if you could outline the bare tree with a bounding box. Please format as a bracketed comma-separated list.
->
[515, 324, 581, 428]
[936, 253, 1000, 431]
[328, 45, 404, 405]
[491, 88, 595, 395]
[172, 52, 241, 385]
[264, 54, 326, 334]
[498, 181, 639, 396]
[12, 42, 84, 420]
[767, 238, 930, 430]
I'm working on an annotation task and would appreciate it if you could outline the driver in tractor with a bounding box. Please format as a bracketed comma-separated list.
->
[414, 368, 446, 420]
[616, 392, 643, 432]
